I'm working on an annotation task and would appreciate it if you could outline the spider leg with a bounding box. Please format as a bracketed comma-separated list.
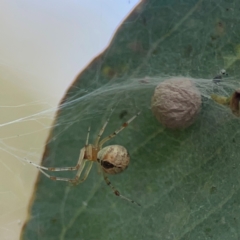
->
[23, 147, 85, 172]
[103, 173, 141, 206]
[23, 148, 88, 184]
[36, 159, 92, 184]
[55, 154, 93, 185]
[99, 112, 140, 148]
[23, 159, 79, 172]
[24, 123, 92, 173]
[76, 161, 93, 184]
[47, 160, 93, 185]
[94, 110, 114, 146]
[86, 126, 91, 145]
[35, 163, 86, 182]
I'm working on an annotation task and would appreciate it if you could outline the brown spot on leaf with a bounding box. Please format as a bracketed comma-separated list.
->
[119, 110, 128, 119]
[127, 41, 145, 54]
[230, 89, 240, 116]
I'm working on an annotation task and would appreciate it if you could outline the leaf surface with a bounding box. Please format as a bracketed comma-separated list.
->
[22, 1, 240, 239]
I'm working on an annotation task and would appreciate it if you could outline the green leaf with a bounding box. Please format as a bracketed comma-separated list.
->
[22, 0, 240, 239]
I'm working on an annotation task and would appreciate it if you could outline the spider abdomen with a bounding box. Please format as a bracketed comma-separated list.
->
[98, 145, 130, 174]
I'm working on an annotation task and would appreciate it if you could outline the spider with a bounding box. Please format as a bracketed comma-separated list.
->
[24, 112, 141, 206]
[213, 69, 228, 85]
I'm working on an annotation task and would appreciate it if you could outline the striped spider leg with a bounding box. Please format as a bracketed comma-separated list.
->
[23, 111, 141, 206]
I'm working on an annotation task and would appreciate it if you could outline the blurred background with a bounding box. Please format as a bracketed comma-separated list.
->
[0, 1, 140, 239]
